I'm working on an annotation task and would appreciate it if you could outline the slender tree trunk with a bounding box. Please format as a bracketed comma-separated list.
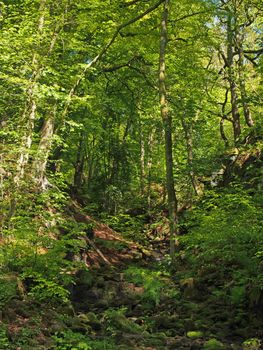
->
[13, 2, 66, 194]
[237, 32, 254, 127]
[140, 122, 146, 195]
[220, 118, 229, 148]
[74, 131, 86, 189]
[159, 0, 178, 258]
[181, 114, 199, 196]
[14, 0, 46, 186]
[147, 130, 154, 212]
[86, 136, 96, 190]
[227, 12, 241, 143]
[32, 108, 55, 189]
[220, 88, 230, 147]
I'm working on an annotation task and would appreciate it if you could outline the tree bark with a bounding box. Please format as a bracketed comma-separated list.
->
[147, 130, 154, 213]
[220, 88, 230, 147]
[237, 32, 254, 127]
[74, 131, 86, 189]
[181, 114, 199, 196]
[220, 118, 229, 148]
[14, 0, 46, 186]
[32, 108, 55, 189]
[226, 11, 241, 143]
[140, 122, 146, 196]
[159, 0, 178, 258]
[14, 0, 62, 186]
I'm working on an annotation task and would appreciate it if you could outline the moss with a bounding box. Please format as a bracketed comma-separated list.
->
[187, 331, 204, 339]
[242, 338, 261, 350]
[203, 338, 224, 349]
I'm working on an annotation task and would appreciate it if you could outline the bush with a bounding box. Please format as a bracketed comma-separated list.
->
[177, 186, 263, 307]
[53, 330, 91, 350]
[124, 266, 167, 306]
[0, 275, 18, 308]
[0, 326, 10, 349]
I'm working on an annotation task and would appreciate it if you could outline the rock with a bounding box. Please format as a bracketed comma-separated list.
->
[187, 331, 204, 339]
[67, 317, 91, 334]
[106, 311, 142, 334]
[242, 338, 261, 350]
[190, 339, 204, 350]
[3, 307, 17, 322]
[96, 276, 105, 287]
[166, 335, 191, 349]
[152, 313, 178, 330]
[203, 338, 224, 349]
[48, 320, 66, 334]
[77, 312, 102, 331]
[5, 299, 31, 319]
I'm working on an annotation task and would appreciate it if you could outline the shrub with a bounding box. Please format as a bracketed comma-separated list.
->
[177, 186, 263, 307]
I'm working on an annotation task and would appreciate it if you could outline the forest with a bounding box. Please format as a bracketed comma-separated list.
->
[0, 0, 262, 349]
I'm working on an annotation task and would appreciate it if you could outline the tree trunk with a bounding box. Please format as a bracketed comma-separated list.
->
[140, 122, 146, 196]
[32, 109, 55, 189]
[147, 130, 154, 213]
[86, 136, 96, 190]
[74, 131, 86, 189]
[220, 118, 229, 148]
[227, 12, 241, 143]
[237, 32, 254, 127]
[181, 114, 199, 196]
[159, 0, 178, 258]
[14, 0, 46, 186]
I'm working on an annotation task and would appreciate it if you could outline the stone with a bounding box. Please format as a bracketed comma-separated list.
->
[187, 331, 204, 339]
[203, 338, 224, 350]
[242, 338, 261, 350]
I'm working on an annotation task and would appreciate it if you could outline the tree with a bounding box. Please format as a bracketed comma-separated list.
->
[159, 0, 178, 257]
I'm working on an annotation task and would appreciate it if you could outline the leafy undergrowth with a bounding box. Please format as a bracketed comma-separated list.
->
[1, 258, 262, 349]
[1, 183, 263, 349]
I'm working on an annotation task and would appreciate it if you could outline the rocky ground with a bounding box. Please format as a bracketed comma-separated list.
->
[1, 207, 262, 349]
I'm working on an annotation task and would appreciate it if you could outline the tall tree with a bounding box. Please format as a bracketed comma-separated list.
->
[159, 0, 178, 257]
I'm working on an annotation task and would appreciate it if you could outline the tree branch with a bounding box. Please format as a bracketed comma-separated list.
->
[101, 56, 137, 72]
[61, 0, 165, 120]
[170, 10, 211, 24]
[244, 54, 258, 67]
[244, 48, 263, 55]
[129, 65, 157, 90]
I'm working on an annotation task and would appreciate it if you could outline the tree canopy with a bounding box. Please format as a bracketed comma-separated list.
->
[0, 0, 262, 349]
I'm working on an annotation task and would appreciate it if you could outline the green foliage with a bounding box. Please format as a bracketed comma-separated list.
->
[0, 326, 10, 350]
[25, 273, 70, 304]
[124, 266, 166, 306]
[0, 0, 262, 348]
[203, 338, 224, 350]
[64, 332, 122, 350]
[0, 185, 88, 305]
[0, 275, 18, 308]
[186, 331, 204, 339]
[104, 307, 143, 335]
[53, 331, 91, 350]
[178, 186, 263, 308]
[85, 339, 119, 350]
[94, 238, 129, 251]
[13, 325, 42, 349]
[242, 338, 261, 350]
[100, 213, 146, 240]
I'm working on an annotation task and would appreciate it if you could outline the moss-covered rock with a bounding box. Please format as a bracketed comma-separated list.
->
[187, 331, 204, 339]
[203, 338, 224, 349]
[152, 312, 178, 330]
[78, 312, 102, 331]
[105, 308, 143, 334]
[242, 338, 261, 350]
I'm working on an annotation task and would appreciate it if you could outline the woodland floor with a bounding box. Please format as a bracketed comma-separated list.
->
[2, 205, 262, 350]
